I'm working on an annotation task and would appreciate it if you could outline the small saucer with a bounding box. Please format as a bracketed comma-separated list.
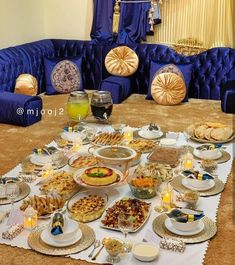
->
[40, 228, 82, 247]
[164, 218, 204, 236]
[193, 149, 222, 160]
[138, 130, 163, 140]
[182, 178, 215, 191]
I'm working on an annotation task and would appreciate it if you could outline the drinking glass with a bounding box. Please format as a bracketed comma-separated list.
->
[67, 91, 89, 123]
[118, 213, 133, 252]
[51, 150, 65, 170]
[91, 91, 113, 122]
[6, 182, 20, 225]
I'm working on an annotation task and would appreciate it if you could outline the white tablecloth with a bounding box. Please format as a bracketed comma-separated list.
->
[0, 125, 233, 265]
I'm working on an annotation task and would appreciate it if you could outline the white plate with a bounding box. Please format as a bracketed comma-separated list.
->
[164, 218, 204, 236]
[74, 167, 125, 188]
[100, 197, 151, 232]
[193, 149, 222, 160]
[138, 130, 163, 140]
[61, 131, 86, 142]
[40, 228, 82, 247]
[30, 154, 52, 165]
[182, 178, 215, 191]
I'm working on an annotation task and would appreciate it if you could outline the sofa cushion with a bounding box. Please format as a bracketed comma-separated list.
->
[221, 80, 235, 114]
[99, 76, 131, 104]
[0, 91, 42, 126]
[151, 72, 186, 105]
[44, 57, 83, 95]
[15, 74, 38, 96]
[147, 61, 193, 101]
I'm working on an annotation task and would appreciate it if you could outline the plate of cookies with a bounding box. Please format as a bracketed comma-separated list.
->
[187, 122, 234, 143]
[91, 132, 124, 146]
[128, 139, 157, 153]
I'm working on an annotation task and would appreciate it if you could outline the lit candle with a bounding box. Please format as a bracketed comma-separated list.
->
[23, 206, 37, 230]
[72, 137, 82, 151]
[124, 126, 133, 142]
[183, 151, 194, 170]
[161, 184, 173, 210]
[42, 163, 54, 178]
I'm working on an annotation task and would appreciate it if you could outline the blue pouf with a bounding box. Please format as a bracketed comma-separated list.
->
[221, 80, 235, 114]
[99, 76, 131, 104]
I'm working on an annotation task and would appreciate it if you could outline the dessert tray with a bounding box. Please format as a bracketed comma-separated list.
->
[68, 153, 98, 168]
[91, 132, 124, 146]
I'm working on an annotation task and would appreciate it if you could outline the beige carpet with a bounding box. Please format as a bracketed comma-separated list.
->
[0, 93, 234, 265]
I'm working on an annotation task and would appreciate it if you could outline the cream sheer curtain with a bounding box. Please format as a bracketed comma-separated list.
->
[147, 0, 235, 48]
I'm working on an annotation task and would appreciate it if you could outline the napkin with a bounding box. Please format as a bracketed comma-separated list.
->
[0, 91, 42, 127]
[167, 209, 204, 223]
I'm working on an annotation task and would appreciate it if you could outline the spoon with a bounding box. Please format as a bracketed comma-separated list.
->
[91, 237, 110, 261]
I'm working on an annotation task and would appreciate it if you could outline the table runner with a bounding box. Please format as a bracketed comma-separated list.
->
[0, 124, 233, 265]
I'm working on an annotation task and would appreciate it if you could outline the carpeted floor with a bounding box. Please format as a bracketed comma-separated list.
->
[0, 93, 234, 265]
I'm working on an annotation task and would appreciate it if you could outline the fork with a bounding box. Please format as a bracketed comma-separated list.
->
[88, 240, 100, 258]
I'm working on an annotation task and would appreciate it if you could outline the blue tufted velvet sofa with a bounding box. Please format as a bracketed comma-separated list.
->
[0, 39, 234, 107]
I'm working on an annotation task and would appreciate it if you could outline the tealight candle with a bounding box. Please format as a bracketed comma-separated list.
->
[42, 163, 54, 178]
[124, 126, 133, 142]
[161, 184, 173, 211]
[23, 206, 37, 230]
[183, 151, 194, 170]
[72, 137, 82, 151]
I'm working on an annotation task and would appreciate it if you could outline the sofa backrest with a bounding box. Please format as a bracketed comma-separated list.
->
[0, 39, 234, 100]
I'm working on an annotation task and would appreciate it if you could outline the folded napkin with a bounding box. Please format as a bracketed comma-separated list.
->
[0, 91, 42, 127]
[51, 212, 64, 236]
[182, 170, 214, 180]
[167, 209, 204, 223]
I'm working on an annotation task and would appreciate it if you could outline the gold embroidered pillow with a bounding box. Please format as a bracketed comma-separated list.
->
[151, 72, 186, 106]
[105, 46, 139, 77]
[15, 74, 38, 96]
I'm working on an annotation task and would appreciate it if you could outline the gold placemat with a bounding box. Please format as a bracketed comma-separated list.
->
[193, 149, 231, 164]
[171, 175, 225, 197]
[28, 223, 95, 256]
[190, 134, 234, 144]
[0, 182, 31, 205]
[152, 214, 217, 244]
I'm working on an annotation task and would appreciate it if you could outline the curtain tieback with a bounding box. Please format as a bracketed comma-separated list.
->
[113, 0, 120, 34]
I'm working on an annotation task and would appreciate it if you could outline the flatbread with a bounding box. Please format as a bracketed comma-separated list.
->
[210, 127, 234, 141]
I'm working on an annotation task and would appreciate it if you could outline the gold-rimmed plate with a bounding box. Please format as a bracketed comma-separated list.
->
[152, 214, 217, 244]
[190, 134, 234, 144]
[0, 181, 30, 205]
[28, 223, 95, 256]
[170, 175, 225, 197]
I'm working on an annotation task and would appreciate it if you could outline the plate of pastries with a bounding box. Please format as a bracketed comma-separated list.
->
[39, 171, 78, 199]
[69, 154, 98, 168]
[128, 139, 157, 153]
[187, 122, 234, 143]
[100, 197, 151, 232]
[91, 132, 124, 146]
[74, 166, 124, 188]
[67, 190, 108, 222]
[20, 195, 65, 218]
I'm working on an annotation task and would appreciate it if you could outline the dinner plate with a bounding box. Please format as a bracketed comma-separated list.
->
[61, 131, 86, 142]
[30, 154, 68, 168]
[182, 178, 215, 191]
[138, 130, 163, 140]
[74, 167, 125, 188]
[40, 228, 82, 247]
[193, 149, 222, 160]
[164, 218, 205, 236]
[30, 154, 52, 165]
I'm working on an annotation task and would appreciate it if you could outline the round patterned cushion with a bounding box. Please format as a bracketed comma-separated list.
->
[51, 60, 81, 93]
[105, 46, 139, 77]
[151, 72, 186, 106]
[15, 74, 38, 96]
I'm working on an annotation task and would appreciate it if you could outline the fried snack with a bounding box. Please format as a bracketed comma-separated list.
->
[20, 195, 65, 217]
[134, 162, 173, 182]
[101, 198, 150, 230]
[70, 155, 97, 168]
[92, 132, 124, 146]
[187, 122, 234, 142]
[128, 139, 156, 153]
[69, 194, 106, 222]
[40, 171, 77, 199]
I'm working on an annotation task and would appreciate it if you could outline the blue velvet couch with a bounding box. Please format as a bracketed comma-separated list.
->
[0, 39, 234, 109]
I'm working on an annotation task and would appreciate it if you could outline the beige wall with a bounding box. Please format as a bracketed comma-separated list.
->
[0, 0, 44, 49]
[43, 0, 93, 40]
[0, 0, 93, 49]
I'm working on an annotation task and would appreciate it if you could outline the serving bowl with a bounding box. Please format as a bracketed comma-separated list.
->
[186, 176, 211, 189]
[133, 242, 160, 262]
[90, 145, 137, 173]
[195, 144, 221, 159]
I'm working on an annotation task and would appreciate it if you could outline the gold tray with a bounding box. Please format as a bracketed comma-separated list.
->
[190, 134, 234, 144]
[0, 181, 30, 205]
[153, 214, 217, 244]
[28, 223, 95, 256]
[170, 175, 225, 197]
[193, 149, 231, 164]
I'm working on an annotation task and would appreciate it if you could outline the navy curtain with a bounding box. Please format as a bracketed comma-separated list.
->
[117, 1, 151, 44]
[90, 0, 115, 44]
[90, 0, 151, 45]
